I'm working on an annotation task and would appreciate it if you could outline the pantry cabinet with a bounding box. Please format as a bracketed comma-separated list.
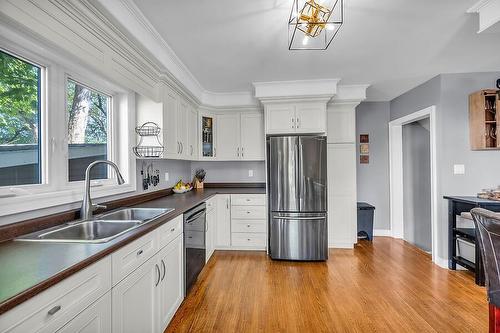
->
[265, 102, 326, 135]
[215, 111, 264, 161]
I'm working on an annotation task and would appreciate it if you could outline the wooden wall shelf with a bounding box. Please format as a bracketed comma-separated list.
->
[469, 89, 500, 150]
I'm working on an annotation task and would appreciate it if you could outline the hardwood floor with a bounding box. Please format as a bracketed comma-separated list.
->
[166, 237, 488, 332]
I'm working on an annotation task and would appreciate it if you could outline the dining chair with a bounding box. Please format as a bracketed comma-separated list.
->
[471, 208, 500, 333]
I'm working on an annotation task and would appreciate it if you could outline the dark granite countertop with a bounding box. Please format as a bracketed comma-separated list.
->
[0, 187, 265, 315]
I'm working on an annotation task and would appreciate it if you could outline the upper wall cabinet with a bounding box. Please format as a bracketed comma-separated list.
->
[265, 102, 326, 135]
[216, 111, 265, 161]
[469, 89, 500, 150]
[136, 86, 198, 161]
[199, 110, 217, 160]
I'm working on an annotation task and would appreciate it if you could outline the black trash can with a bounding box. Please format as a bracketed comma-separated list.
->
[357, 202, 375, 241]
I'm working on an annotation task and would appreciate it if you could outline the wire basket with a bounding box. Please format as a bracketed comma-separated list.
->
[133, 146, 164, 158]
[135, 122, 161, 136]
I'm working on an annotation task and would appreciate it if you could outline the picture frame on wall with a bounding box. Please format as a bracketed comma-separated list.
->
[360, 143, 369, 154]
[360, 155, 369, 164]
[360, 134, 369, 143]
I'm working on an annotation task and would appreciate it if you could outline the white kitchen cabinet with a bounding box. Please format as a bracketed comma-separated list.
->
[157, 235, 184, 332]
[56, 293, 111, 333]
[177, 99, 189, 158]
[215, 111, 264, 161]
[265, 104, 296, 134]
[230, 194, 266, 250]
[0, 257, 111, 333]
[240, 112, 265, 160]
[163, 89, 179, 158]
[295, 102, 326, 134]
[216, 113, 240, 160]
[206, 203, 216, 262]
[199, 110, 217, 160]
[215, 194, 231, 248]
[327, 103, 356, 143]
[112, 256, 159, 333]
[187, 106, 198, 159]
[136, 86, 197, 160]
[327, 143, 357, 249]
[265, 102, 326, 135]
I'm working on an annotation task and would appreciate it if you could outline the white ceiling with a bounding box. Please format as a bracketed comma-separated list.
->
[132, 0, 500, 101]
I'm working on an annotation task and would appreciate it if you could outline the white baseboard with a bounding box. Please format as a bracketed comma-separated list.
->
[433, 256, 449, 269]
[373, 229, 392, 237]
[329, 242, 354, 249]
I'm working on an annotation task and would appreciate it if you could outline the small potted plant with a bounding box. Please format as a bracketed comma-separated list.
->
[194, 169, 206, 189]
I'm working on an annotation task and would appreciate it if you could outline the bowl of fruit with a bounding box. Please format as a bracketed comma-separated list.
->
[173, 180, 193, 194]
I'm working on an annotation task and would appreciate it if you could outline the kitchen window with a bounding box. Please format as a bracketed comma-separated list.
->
[66, 79, 111, 182]
[0, 40, 135, 217]
[0, 49, 43, 187]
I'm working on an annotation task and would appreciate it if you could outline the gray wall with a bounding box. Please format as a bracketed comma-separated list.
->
[355, 102, 391, 230]
[403, 121, 431, 252]
[388, 71, 500, 261]
[136, 159, 191, 193]
[191, 161, 265, 183]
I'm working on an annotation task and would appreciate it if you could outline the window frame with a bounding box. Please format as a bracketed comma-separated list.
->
[64, 75, 116, 187]
[0, 32, 136, 218]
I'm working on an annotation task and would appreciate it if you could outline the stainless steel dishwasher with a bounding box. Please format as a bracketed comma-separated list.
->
[184, 203, 206, 294]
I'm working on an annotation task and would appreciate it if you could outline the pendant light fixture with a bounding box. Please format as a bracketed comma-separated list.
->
[288, 0, 344, 50]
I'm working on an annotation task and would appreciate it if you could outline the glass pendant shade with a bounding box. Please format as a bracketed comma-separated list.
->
[288, 0, 344, 50]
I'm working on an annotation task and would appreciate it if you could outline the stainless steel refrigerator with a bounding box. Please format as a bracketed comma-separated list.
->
[267, 135, 328, 261]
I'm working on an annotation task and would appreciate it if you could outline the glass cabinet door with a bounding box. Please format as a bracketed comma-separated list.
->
[201, 115, 215, 157]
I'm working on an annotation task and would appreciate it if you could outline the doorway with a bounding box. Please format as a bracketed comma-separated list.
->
[389, 106, 440, 266]
[402, 117, 431, 252]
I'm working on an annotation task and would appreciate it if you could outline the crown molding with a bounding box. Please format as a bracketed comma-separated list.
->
[253, 79, 340, 101]
[330, 84, 370, 105]
[467, 0, 500, 33]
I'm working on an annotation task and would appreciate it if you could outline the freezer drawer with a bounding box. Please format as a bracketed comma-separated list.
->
[269, 213, 328, 260]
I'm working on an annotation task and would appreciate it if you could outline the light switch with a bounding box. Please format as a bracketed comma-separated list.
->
[453, 164, 465, 175]
[248, 169, 254, 177]
[164, 172, 169, 181]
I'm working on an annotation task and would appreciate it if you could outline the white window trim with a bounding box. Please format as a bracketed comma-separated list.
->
[0, 26, 137, 219]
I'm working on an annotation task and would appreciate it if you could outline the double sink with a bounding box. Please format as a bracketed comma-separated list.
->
[17, 208, 174, 243]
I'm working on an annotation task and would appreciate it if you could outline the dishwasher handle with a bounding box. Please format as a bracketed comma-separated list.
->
[185, 209, 206, 224]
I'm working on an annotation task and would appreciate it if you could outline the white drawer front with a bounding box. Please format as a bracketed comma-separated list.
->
[231, 206, 266, 219]
[231, 219, 266, 233]
[157, 215, 183, 250]
[56, 292, 111, 333]
[112, 231, 157, 285]
[231, 232, 266, 248]
[0, 257, 111, 333]
[206, 197, 216, 212]
[231, 194, 265, 206]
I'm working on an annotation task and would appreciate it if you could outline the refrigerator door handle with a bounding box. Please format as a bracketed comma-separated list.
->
[272, 216, 325, 220]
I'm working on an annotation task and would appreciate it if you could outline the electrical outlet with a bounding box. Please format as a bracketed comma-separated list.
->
[453, 164, 465, 175]
[248, 169, 254, 177]
[164, 172, 169, 181]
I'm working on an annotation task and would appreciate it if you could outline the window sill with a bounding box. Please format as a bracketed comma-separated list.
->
[0, 183, 136, 218]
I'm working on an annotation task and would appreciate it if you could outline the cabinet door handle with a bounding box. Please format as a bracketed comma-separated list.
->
[226, 198, 229, 209]
[291, 117, 295, 129]
[161, 259, 166, 281]
[48, 305, 61, 315]
[237, 147, 239, 157]
[177, 142, 180, 153]
[241, 147, 244, 158]
[191, 145, 193, 155]
[171, 228, 175, 232]
[296, 117, 300, 128]
[155, 264, 161, 286]
[214, 147, 216, 157]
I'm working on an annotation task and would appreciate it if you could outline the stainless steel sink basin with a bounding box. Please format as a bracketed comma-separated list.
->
[16, 207, 175, 243]
[37, 220, 142, 243]
[98, 208, 173, 222]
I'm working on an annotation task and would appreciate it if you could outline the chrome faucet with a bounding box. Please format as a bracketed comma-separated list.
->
[80, 160, 125, 220]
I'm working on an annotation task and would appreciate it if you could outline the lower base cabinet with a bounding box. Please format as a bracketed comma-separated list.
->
[157, 235, 184, 331]
[57, 292, 111, 333]
[112, 234, 183, 333]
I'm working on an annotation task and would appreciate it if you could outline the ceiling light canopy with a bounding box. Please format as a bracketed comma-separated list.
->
[288, 0, 344, 50]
